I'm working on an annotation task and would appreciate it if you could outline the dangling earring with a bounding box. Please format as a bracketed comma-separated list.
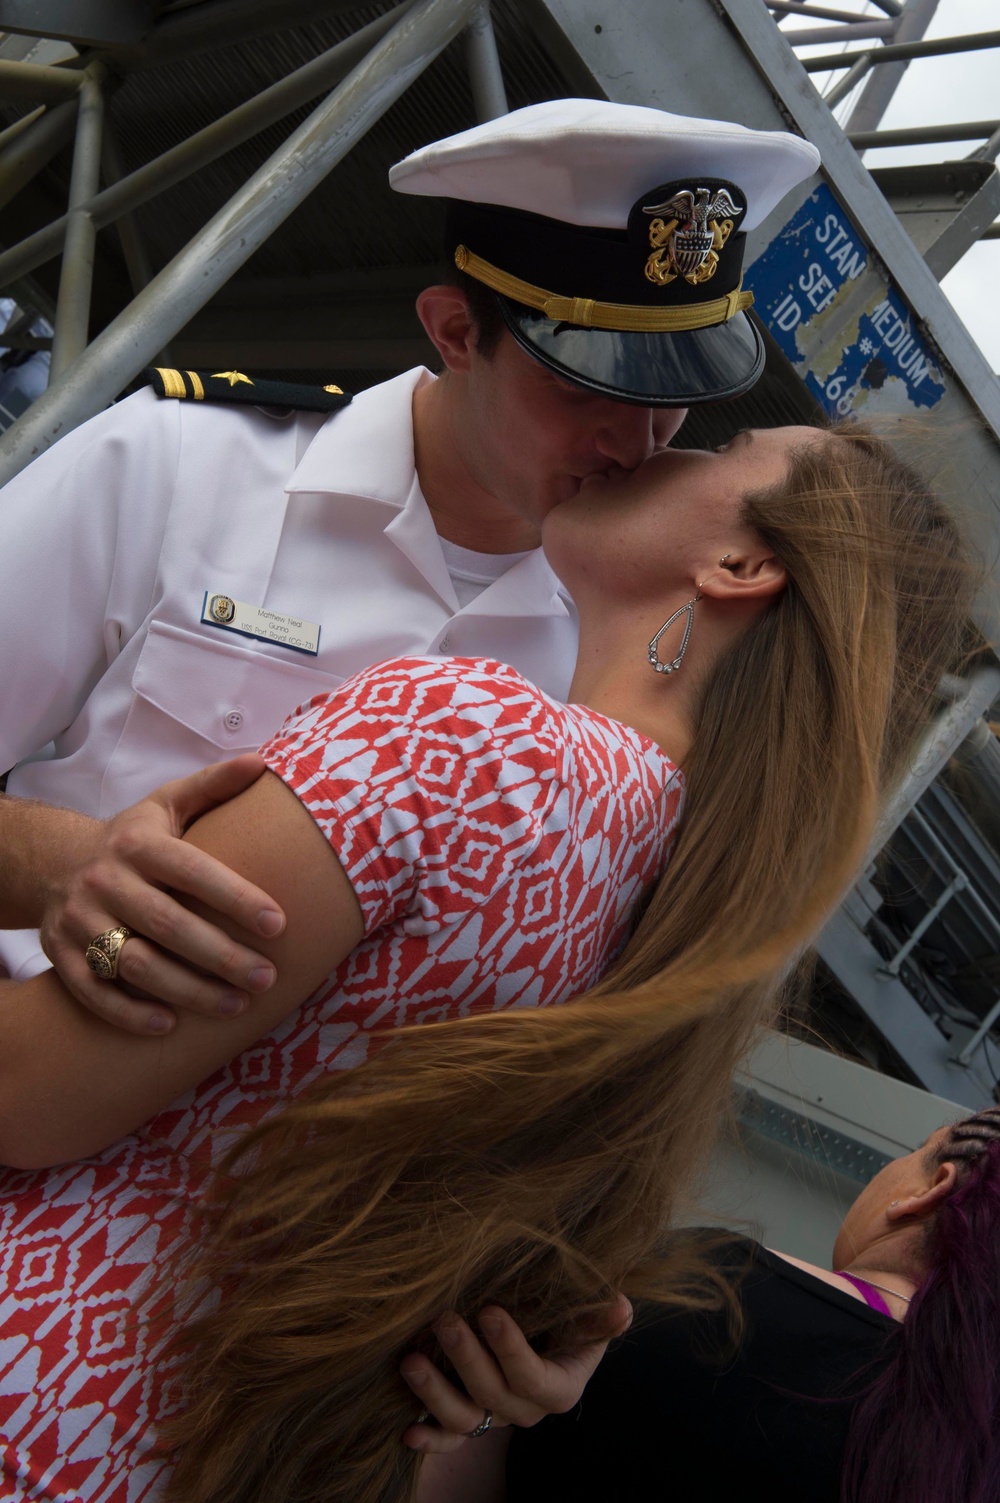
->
[647, 593, 702, 675]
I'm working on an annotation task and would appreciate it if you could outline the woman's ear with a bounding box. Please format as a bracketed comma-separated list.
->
[697, 546, 786, 603]
[416, 286, 477, 375]
[886, 1159, 959, 1223]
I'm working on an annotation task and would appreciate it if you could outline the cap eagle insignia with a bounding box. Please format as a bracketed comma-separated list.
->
[642, 187, 744, 287]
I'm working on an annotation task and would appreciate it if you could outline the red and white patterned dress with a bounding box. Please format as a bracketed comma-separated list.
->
[0, 658, 682, 1501]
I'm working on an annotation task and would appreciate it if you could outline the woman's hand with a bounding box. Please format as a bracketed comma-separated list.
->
[400, 1297, 632, 1454]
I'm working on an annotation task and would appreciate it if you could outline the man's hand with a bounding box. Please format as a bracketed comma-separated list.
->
[400, 1296, 632, 1454]
[35, 756, 286, 1035]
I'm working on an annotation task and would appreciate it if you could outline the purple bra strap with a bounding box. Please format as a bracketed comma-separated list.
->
[837, 1272, 894, 1316]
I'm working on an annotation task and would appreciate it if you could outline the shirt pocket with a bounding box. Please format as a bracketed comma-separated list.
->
[100, 619, 345, 814]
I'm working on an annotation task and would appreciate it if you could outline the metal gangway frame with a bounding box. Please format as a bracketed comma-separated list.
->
[2, 0, 1000, 1104]
[0, 0, 512, 478]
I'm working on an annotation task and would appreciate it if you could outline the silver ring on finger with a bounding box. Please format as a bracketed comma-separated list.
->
[463, 1409, 493, 1439]
[84, 924, 134, 981]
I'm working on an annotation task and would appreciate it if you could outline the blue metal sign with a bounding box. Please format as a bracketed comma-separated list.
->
[746, 183, 945, 416]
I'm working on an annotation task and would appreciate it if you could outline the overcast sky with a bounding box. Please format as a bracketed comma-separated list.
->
[783, 0, 1000, 372]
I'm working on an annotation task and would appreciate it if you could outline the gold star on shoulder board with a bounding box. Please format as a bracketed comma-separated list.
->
[212, 370, 254, 387]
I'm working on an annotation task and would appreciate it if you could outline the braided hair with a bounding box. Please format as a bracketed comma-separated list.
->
[843, 1107, 1000, 1503]
[934, 1105, 1000, 1165]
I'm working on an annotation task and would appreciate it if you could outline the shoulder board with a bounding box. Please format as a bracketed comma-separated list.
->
[144, 367, 352, 412]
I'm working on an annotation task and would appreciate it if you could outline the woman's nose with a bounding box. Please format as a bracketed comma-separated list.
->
[592, 404, 657, 471]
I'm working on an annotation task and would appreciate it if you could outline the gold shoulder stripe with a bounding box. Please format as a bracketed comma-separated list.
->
[155, 367, 187, 399]
[186, 370, 205, 400]
[454, 246, 753, 333]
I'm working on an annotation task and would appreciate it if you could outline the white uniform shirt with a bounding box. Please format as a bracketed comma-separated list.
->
[0, 366, 578, 978]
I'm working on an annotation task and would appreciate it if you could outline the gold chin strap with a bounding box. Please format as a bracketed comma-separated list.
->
[454, 245, 753, 332]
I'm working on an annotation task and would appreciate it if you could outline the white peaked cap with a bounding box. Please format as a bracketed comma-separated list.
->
[389, 98, 820, 232]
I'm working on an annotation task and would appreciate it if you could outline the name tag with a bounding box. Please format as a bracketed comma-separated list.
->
[201, 591, 321, 655]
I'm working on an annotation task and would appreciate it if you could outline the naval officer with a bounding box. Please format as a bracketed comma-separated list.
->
[0, 100, 818, 1030]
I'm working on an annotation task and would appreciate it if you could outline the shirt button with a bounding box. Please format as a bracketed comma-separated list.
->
[224, 710, 244, 732]
[440, 635, 451, 651]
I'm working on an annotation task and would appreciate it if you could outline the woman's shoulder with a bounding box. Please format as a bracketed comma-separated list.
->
[276, 656, 672, 763]
[267, 656, 679, 827]
[297, 656, 549, 723]
[754, 1246, 897, 1327]
[263, 658, 576, 822]
[263, 656, 536, 753]
[666, 1232, 895, 1327]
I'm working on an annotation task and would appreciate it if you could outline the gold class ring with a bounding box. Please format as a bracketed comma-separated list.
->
[84, 924, 134, 981]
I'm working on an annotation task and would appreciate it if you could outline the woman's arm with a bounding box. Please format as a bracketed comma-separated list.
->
[416, 1433, 510, 1503]
[0, 768, 363, 1170]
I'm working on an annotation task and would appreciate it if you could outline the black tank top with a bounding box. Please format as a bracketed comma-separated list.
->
[506, 1237, 896, 1503]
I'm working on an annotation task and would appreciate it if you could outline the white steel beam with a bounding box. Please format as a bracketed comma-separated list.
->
[0, 0, 480, 484]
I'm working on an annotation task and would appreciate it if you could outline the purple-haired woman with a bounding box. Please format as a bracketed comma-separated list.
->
[405, 1106, 1000, 1503]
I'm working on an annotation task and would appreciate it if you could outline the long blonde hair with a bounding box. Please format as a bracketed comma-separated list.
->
[157, 425, 972, 1503]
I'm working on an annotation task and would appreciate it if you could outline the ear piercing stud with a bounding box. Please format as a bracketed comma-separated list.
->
[698, 554, 733, 590]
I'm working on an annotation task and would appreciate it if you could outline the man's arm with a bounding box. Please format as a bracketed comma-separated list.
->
[0, 758, 287, 1030]
[0, 767, 364, 1170]
[0, 389, 260, 1023]
[0, 792, 96, 930]
[0, 391, 174, 779]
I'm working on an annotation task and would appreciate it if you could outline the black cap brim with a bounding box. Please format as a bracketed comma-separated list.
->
[497, 298, 765, 407]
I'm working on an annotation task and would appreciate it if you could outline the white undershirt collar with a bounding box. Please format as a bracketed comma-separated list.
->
[438, 536, 538, 609]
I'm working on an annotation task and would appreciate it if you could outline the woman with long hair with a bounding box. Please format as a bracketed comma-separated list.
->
[0, 423, 972, 1502]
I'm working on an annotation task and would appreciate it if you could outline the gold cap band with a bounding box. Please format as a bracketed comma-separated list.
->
[454, 245, 754, 333]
